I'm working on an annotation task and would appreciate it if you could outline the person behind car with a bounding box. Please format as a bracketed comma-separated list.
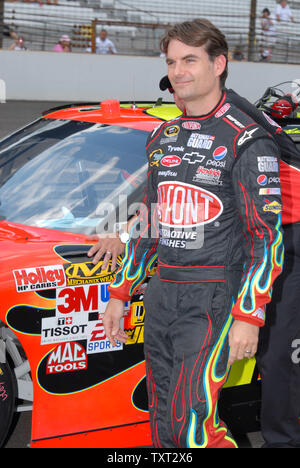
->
[100, 18, 284, 448]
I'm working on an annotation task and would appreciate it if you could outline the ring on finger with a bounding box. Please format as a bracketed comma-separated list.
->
[106, 251, 112, 256]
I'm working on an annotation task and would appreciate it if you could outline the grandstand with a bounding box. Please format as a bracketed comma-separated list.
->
[1, 0, 300, 62]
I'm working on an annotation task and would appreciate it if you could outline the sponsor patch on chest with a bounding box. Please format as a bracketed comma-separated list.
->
[157, 181, 223, 228]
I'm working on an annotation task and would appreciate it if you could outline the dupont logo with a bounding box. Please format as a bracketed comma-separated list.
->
[13, 265, 66, 292]
[161, 155, 181, 167]
[157, 181, 223, 228]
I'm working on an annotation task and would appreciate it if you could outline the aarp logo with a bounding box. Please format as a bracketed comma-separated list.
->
[0, 79, 6, 103]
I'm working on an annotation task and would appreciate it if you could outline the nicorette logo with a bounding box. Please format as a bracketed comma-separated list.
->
[213, 146, 227, 160]
[157, 181, 223, 228]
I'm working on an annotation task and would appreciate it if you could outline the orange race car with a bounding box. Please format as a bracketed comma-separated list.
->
[0, 95, 299, 448]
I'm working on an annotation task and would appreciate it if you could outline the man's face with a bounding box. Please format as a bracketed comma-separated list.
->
[166, 39, 224, 105]
[100, 31, 107, 41]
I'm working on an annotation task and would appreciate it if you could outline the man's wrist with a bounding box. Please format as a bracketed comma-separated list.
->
[114, 223, 130, 244]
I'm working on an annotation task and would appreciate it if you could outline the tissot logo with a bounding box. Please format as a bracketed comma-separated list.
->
[157, 181, 223, 228]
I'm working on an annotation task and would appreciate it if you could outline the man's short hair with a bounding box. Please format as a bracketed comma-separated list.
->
[160, 18, 228, 88]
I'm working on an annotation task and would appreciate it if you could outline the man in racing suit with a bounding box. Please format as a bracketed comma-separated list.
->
[159, 75, 300, 447]
[103, 19, 284, 448]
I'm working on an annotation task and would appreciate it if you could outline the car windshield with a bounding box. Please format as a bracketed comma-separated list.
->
[0, 118, 148, 234]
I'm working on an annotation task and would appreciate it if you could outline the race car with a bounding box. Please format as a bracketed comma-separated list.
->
[0, 93, 299, 448]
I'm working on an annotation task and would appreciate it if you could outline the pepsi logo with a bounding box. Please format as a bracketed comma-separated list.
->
[213, 146, 227, 160]
[257, 174, 268, 186]
[161, 155, 181, 167]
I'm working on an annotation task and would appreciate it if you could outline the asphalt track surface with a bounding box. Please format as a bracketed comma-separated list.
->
[0, 100, 67, 139]
[0, 100, 264, 448]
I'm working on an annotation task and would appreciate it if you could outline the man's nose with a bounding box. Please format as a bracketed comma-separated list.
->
[173, 62, 185, 77]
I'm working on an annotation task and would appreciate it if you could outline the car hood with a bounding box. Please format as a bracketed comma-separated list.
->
[0, 220, 93, 290]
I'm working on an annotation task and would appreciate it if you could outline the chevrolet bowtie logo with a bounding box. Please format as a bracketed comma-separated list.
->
[182, 152, 206, 164]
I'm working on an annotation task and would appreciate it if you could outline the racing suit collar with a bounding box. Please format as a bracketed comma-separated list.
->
[182, 90, 227, 120]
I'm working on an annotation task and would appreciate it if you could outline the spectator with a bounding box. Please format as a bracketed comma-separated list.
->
[95, 29, 117, 54]
[9, 36, 27, 51]
[275, 0, 295, 23]
[53, 35, 71, 52]
[260, 8, 276, 61]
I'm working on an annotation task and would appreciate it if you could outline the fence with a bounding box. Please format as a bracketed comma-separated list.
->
[1, 0, 300, 63]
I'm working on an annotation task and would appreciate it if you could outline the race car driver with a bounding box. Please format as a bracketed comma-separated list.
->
[102, 18, 284, 448]
[159, 74, 300, 448]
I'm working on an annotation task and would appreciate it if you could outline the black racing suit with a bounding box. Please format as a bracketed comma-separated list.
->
[108, 91, 284, 448]
[227, 89, 300, 448]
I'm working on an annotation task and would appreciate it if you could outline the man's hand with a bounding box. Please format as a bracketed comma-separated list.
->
[103, 298, 128, 347]
[87, 234, 125, 270]
[228, 320, 259, 366]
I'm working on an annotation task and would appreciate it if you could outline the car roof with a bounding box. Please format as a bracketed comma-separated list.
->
[42, 100, 182, 132]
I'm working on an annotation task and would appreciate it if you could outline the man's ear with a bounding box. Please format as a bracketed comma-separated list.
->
[214, 54, 227, 78]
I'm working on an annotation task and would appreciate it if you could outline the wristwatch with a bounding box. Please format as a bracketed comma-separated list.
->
[118, 229, 130, 244]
